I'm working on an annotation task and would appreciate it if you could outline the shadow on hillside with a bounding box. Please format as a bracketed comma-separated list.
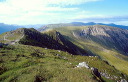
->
[18, 29, 88, 55]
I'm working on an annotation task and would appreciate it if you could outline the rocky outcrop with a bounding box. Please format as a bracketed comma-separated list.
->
[76, 62, 89, 68]
[75, 25, 128, 55]
[120, 79, 127, 82]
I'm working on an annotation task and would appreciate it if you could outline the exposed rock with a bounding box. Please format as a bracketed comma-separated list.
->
[100, 72, 114, 80]
[74, 25, 128, 55]
[45, 48, 47, 49]
[121, 79, 127, 82]
[76, 62, 89, 69]
[58, 50, 61, 52]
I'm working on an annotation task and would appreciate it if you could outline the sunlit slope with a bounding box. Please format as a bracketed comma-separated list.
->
[0, 44, 127, 82]
[54, 25, 128, 75]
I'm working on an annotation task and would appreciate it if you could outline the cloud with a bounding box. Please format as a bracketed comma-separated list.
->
[0, 0, 102, 24]
[3, 0, 101, 6]
[0, 0, 101, 11]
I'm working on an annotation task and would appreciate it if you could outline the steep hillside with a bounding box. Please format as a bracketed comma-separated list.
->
[54, 25, 128, 75]
[0, 28, 87, 55]
[73, 25, 128, 55]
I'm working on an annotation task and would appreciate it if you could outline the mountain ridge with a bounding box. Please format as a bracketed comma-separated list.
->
[54, 25, 128, 75]
[0, 28, 87, 55]
[0, 22, 127, 34]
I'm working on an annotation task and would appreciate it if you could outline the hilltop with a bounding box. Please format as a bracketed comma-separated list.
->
[0, 28, 87, 55]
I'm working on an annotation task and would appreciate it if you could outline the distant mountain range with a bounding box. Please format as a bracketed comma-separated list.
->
[0, 23, 21, 34]
[0, 23, 44, 34]
[22, 24, 44, 29]
[0, 22, 128, 34]
[38, 22, 128, 32]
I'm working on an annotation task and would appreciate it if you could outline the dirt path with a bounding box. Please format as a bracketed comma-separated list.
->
[3, 33, 24, 45]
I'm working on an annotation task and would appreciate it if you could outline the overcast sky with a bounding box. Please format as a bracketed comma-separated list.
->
[0, 0, 128, 25]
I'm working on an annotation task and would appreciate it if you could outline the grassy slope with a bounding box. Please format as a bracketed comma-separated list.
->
[0, 28, 24, 43]
[55, 26, 128, 75]
[0, 44, 126, 82]
[0, 44, 93, 82]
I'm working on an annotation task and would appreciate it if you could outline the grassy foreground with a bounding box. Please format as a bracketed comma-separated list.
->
[0, 44, 127, 82]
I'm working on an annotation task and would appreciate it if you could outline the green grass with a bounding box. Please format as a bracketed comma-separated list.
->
[0, 45, 95, 82]
[0, 44, 127, 82]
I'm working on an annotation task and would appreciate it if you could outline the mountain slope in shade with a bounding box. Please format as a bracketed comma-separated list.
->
[0, 28, 87, 55]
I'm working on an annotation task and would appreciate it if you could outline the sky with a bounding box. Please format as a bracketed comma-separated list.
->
[0, 0, 128, 25]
